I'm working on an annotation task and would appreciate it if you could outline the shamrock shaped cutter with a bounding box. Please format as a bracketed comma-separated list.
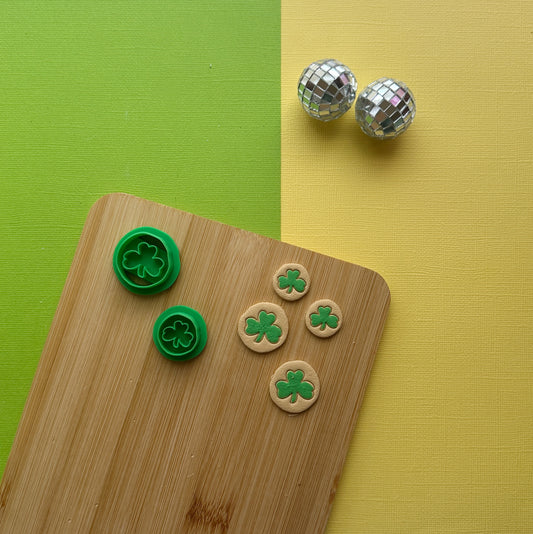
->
[113, 226, 180, 295]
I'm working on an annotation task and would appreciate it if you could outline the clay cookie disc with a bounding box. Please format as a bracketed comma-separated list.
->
[305, 299, 343, 338]
[269, 360, 320, 414]
[238, 302, 289, 353]
[272, 263, 310, 301]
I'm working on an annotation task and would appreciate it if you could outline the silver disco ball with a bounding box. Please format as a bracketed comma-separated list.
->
[355, 77, 416, 139]
[297, 59, 357, 121]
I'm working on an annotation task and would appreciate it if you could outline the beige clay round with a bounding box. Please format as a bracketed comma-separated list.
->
[238, 302, 288, 353]
[305, 299, 343, 338]
[272, 263, 310, 301]
[269, 360, 320, 414]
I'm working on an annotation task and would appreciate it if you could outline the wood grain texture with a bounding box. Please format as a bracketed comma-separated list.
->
[0, 193, 389, 533]
[0, 0, 281, 480]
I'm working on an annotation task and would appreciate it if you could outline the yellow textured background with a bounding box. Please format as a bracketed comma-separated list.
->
[282, 1, 532, 532]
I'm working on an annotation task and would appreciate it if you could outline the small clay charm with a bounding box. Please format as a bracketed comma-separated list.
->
[238, 302, 289, 353]
[269, 360, 320, 414]
[305, 299, 342, 338]
[272, 263, 310, 301]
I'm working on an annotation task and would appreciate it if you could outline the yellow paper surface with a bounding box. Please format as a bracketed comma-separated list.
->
[282, 1, 533, 532]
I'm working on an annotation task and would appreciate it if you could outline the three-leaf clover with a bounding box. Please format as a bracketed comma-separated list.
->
[276, 370, 314, 403]
[310, 306, 339, 331]
[278, 269, 306, 294]
[122, 241, 165, 279]
[245, 310, 282, 344]
[162, 320, 194, 349]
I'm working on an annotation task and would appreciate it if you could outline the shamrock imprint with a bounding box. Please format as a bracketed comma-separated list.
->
[269, 360, 320, 414]
[276, 370, 314, 403]
[162, 320, 194, 349]
[279, 270, 305, 294]
[272, 263, 310, 301]
[245, 311, 282, 344]
[238, 302, 288, 353]
[305, 299, 343, 338]
[122, 241, 166, 279]
[311, 306, 338, 331]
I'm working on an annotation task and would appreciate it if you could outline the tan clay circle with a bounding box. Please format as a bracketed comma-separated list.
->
[272, 263, 310, 301]
[269, 360, 320, 414]
[238, 302, 289, 353]
[305, 299, 343, 338]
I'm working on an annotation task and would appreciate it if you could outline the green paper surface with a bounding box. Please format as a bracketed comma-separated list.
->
[0, 1, 280, 475]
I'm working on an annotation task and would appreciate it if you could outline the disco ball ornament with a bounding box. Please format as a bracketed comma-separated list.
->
[297, 59, 357, 121]
[355, 77, 416, 139]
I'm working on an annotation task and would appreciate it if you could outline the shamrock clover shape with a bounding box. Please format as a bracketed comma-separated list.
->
[278, 269, 306, 294]
[272, 263, 310, 301]
[122, 241, 165, 279]
[245, 310, 282, 344]
[269, 360, 320, 413]
[162, 319, 195, 349]
[310, 306, 339, 331]
[276, 370, 314, 403]
[305, 299, 343, 338]
[238, 302, 288, 353]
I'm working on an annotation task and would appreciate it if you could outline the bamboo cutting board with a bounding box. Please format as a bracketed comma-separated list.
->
[0, 193, 390, 533]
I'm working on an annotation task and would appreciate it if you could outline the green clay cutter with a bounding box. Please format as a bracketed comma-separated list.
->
[153, 306, 207, 361]
[113, 226, 180, 295]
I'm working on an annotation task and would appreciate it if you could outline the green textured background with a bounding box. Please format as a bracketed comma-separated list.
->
[0, 1, 280, 475]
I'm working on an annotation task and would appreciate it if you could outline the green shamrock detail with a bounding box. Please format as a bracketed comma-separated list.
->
[276, 370, 314, 403]
[278, 269, 306, 294]
[162, 320, 194, 349]
[310, 306, 339, 331]
[245, 310, 282, 344]
[122, 241, 165, 279]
